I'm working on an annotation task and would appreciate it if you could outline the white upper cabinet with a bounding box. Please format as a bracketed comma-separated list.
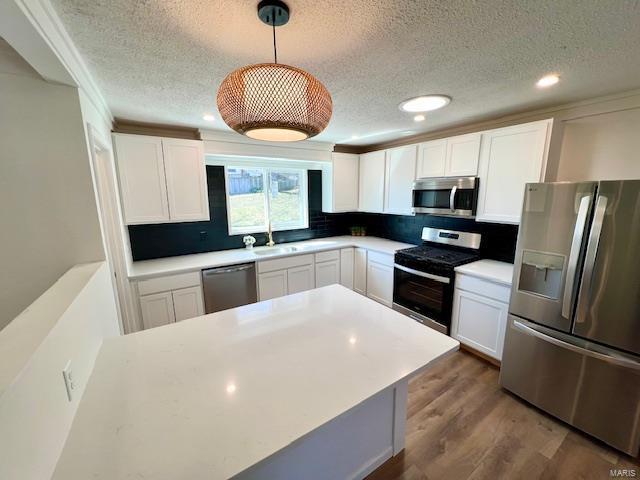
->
[114, 133, 209, 225]
[476, 119, 552, 224]
[322, 152, 359, 213]
[445, 133, 481, 177]
[114, 134, 169, 224]
[384, 145, 417, 215]
[358, 150, 386, 213]
[417, 139, 446, 178]
[417, 133, 480, 179]
[162, 138, 209, 222]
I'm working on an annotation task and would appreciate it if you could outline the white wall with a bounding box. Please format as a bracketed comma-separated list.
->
[0, 39, 105, 330]
[0, 262, 119, 480]
[556, 107, 640, 181]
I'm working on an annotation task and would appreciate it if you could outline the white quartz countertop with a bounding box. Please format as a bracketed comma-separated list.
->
[454, 259, 515, 286]
[52, 285, 458, 480]
[127, 235, 415, 280]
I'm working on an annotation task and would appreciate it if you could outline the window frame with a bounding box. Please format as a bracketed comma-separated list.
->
[224, 165, 309, 236]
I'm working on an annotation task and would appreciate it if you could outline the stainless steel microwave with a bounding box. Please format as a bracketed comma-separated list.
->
[412, 176, 479, 217]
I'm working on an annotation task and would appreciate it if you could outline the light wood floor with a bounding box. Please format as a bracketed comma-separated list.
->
[368, 351, 639, 480]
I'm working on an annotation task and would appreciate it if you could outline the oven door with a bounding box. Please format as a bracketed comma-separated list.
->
[393, 264, 452, 334]
[412, 176, 477, 217]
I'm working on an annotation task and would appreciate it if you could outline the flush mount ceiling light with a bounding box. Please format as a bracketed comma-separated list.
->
[203, 114, 216, 122]
[217, 0, 332, 142]
[399, 95, 451, 113]
[536, 74, 560, 88]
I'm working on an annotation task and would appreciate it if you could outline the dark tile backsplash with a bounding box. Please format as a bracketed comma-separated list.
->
[128, 167, 350, 261]
[129, 166, 518, 263]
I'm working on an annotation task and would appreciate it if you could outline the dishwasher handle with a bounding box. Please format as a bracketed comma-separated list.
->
[203, 263, 255, 276]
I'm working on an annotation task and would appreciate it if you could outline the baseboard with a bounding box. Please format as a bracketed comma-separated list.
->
[460, 344, 501, 368]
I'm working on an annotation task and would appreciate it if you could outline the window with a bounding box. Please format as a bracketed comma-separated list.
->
[225, 166, 308, 235]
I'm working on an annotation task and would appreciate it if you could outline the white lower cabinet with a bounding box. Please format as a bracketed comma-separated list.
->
[139, 292, 175, 329]
[316, 260, 340, 288]
[287, 264, 315, 294]
[258, 254, 317, 301]
[137, 271, 204, 330]
[258, 270, 288, 300]
[354, 248, 367, 295]
[172, 286, 204, 322]
[451, 274, 511, 360]
[340, 248, 355, 289]
[366, 252, 394, 307]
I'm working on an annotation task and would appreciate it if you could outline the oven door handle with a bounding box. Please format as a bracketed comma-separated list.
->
[394, 264, 450, 284]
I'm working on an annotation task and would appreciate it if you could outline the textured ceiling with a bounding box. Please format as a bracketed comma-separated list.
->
[49, 0, 640, 145]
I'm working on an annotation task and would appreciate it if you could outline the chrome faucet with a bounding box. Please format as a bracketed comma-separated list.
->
[266, 222, 275, 247]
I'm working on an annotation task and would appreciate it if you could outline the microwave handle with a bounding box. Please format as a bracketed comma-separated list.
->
[449, 186, 458, 212]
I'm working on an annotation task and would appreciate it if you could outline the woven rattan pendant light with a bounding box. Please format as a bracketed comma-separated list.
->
[217, 0, 332, 142]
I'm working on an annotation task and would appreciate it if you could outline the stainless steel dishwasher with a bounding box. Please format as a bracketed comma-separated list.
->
[201, 263, 258, 314]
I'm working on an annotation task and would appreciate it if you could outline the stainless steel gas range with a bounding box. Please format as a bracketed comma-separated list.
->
[392, 227, 481, 334]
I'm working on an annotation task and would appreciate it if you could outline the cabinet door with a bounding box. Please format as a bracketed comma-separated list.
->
[322, 153, 359, 212]
[354, 248, 367, 295]
[162, 138, 209, 222]
[258, 270, 288, 301]
[417, 139, 446, 178]
[451, 288, 508, 360]
[385, 145, 417, 215]
[445, 133, 481, 176]
[140, 291, 175, 329]
[172, 286, 204, 322]
[287, 264, 315, 294]
[366, 260, 394, 307]
[476, 120, 551, 224]
[114, 134, 169, 224]
[358, 150, 386, 213]
[340, 248, 355, 290]
[315, 260, 340, 288]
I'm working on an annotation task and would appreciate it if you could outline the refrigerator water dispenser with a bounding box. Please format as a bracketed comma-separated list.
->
[518, 250, 565, 299]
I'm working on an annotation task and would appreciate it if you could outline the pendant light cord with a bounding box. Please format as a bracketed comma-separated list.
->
[272, 15, 278, 64]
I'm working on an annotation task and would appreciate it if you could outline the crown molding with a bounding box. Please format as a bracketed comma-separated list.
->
[1, 0, 112, 126]
[339, 88, 640, 154]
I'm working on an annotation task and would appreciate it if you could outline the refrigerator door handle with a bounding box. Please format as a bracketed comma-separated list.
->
[575, 195, 608, 324]
[561, 195, 592, 319]
[513, 318, 640, 371]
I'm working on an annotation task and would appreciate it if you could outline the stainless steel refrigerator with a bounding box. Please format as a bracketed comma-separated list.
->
[500, 180, 640, 456]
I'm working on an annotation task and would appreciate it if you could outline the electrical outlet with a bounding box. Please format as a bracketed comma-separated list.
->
[199, 231, 208, 241]
[62, 361, 75, 402]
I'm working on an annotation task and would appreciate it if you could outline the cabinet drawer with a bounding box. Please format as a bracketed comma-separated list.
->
[455, 274, 511, 303]
[138, 271, 201, 296]
[258, 254, 313, 274]
[315, 249, 340, 263]
[367, 250, 394, 267]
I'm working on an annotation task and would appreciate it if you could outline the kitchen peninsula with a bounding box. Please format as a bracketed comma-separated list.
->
[52, 285, 458, 480]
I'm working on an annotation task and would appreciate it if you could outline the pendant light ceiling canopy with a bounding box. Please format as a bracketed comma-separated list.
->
[217, 0, 332, 142]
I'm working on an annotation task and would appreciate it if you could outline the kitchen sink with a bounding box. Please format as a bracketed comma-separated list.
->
[253, 246, 302, 256]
